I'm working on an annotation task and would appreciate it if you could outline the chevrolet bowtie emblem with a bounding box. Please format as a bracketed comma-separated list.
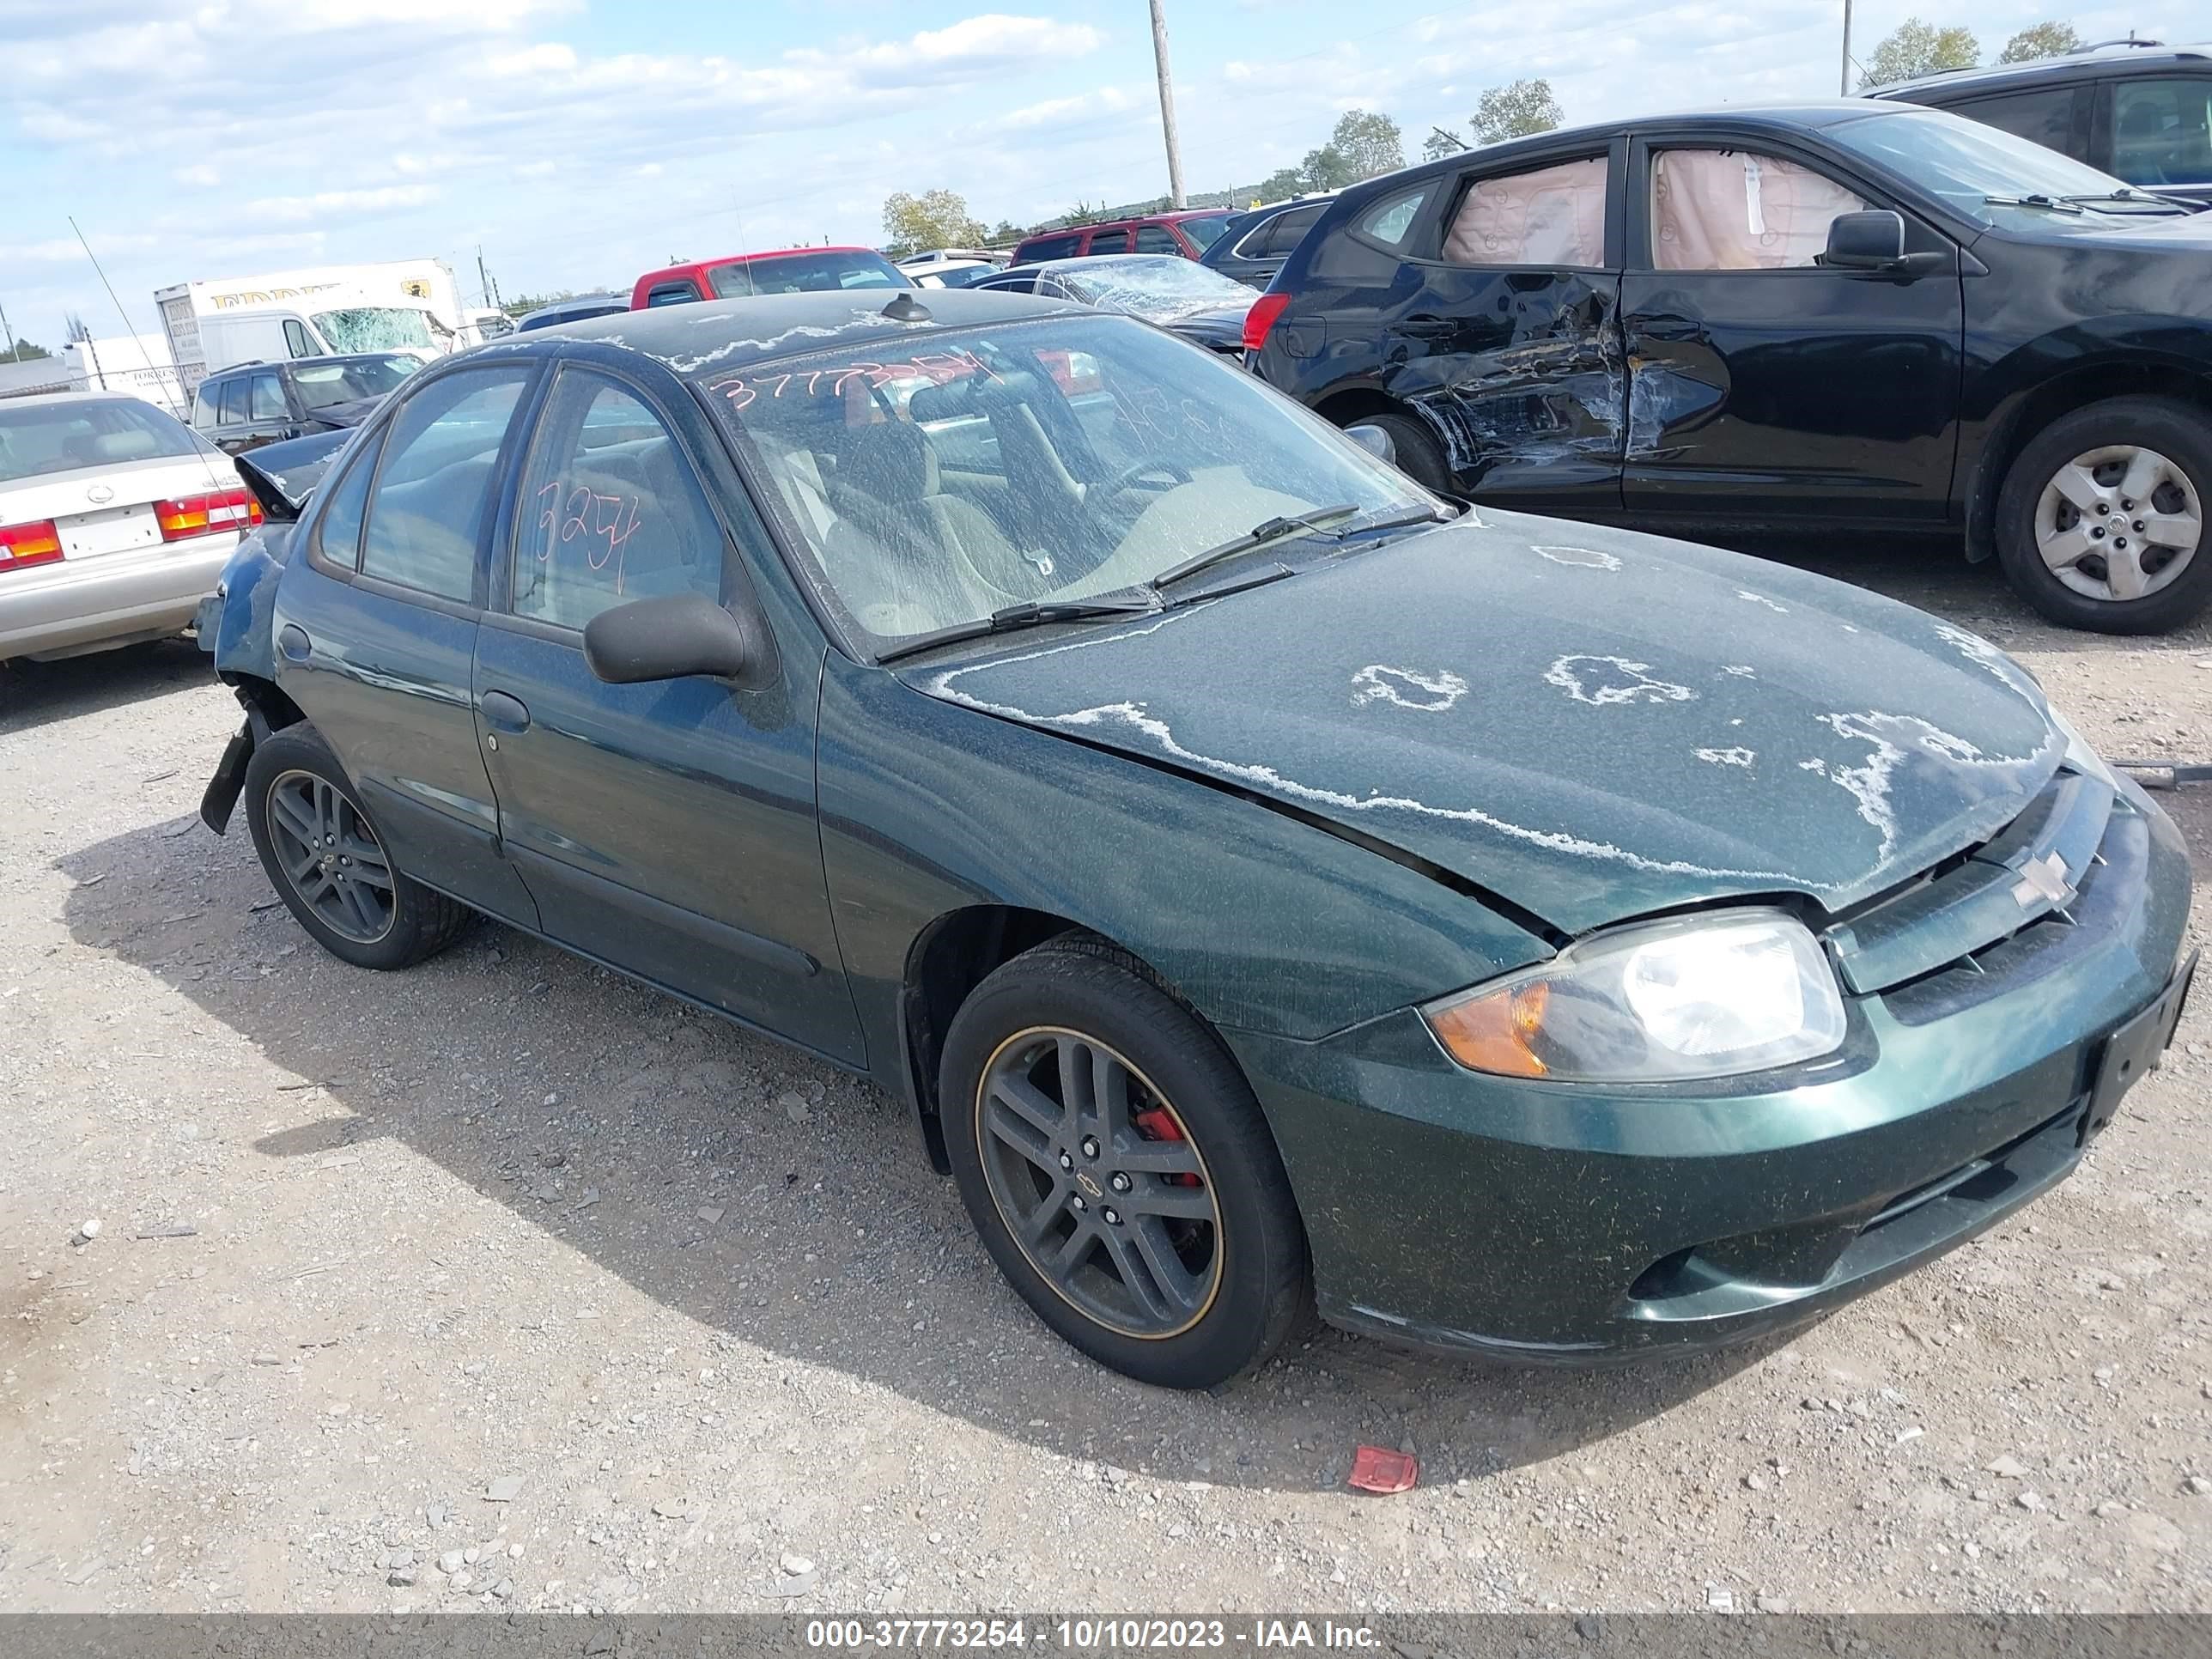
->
[2012, 850, 2073, 908]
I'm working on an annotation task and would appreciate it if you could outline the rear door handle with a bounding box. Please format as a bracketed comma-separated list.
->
[277, 623, 311, 663]
[1397, 314, 1458, 339]
[480, 690, 532, 734]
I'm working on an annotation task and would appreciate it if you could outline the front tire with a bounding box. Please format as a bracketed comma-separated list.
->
[1995, 397, 2211, 634]
[1349, 410, 1453, 494]
[242, 723, 471, 970]
[940, 937, 1310, 1389]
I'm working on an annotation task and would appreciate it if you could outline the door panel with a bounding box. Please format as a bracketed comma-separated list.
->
[270, 364, 542, 923]
[473, 364, 862, 1063]
[1619, 140, 1966, 524]
[1382, 266, 1626, 507]
[473, 623, 862, 1062]
[273, 556, 537, 923]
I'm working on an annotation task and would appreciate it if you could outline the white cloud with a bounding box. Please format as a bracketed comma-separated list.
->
[241, 185, 441, 225]
[174, 163, 221, 188]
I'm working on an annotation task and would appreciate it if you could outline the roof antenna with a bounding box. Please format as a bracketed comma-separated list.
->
[882, 292, 931, 322]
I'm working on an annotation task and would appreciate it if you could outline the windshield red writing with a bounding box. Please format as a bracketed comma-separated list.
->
[718, 349, 1000, 411]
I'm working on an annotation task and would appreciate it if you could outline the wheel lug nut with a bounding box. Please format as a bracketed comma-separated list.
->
[2091, 526, 2106, 538]
[1102, 1207, 1120, 1225]
[2134, 521, 2146, 533]
[1070, 1194, 1087, 1213]
[1080, 1136, 1099, 1159]
[2116, 537, 2129, 549]
[1109, 1172, 1131, 1193]
[1057, 1152, 1073, 1171]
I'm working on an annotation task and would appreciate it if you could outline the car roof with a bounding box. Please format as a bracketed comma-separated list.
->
[1032, 253, 1198, 274]
[638, 246, 886, 280]
[1877, 41, 2210, 97]
[520, 289, 1097, 378]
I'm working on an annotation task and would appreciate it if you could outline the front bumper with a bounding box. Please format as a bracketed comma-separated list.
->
[1231, 781, 2194, 1363]
[0, 533, 238, 662]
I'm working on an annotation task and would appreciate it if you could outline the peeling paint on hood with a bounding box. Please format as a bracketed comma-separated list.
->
[906, 509, 2062, 934]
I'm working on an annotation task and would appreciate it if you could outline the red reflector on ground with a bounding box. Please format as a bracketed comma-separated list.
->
[1347, 1445, 1419, 1494]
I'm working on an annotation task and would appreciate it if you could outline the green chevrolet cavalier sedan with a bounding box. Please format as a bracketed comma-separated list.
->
[197, 291, 2194, 1388]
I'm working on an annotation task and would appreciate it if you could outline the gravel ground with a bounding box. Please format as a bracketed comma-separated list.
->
[2, 541, 2209, 1617]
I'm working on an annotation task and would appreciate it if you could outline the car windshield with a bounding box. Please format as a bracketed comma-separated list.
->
[1046, 256, 1255, 321]
[0, 398, 204, 483]
[313, 307, 435, 351]
[1826, 107, 2190, 226]
[290, 355, 419, 410]
[709, 252, 910, 296]
[704, 313, 1434, 650]
[1177, 213, 1236, 251]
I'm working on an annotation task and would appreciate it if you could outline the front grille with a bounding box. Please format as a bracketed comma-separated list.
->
[1823, 767, 2122, 1013]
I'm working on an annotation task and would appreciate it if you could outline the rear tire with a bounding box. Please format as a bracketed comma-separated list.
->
[242, 723, 471, 970]
[940, 937, 1310, 1389]
[1350, 410, 1453, 494]
[1994, 397, 2212, 635]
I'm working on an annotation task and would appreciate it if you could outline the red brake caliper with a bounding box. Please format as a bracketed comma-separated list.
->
[1133, 1107, 1202, 1187]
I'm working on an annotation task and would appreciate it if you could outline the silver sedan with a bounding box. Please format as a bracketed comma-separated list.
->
[0, 391, 254, 662]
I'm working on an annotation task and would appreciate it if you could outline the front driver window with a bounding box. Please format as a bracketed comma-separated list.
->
[357, 367, 532, 603]
[511, 371, 725, 630]
[1650, 149, 1869, 270]
[1444, 156, 1607, 266]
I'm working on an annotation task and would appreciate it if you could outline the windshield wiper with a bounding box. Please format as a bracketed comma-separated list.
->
[1149, 505, 1362, 594]
[1982, 192, 2083, 215]
[875, 595, 1159, 664]
[1335, 502, 1458, 539]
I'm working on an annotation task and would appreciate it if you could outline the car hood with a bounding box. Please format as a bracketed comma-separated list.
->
[899, 510, 2063, 934]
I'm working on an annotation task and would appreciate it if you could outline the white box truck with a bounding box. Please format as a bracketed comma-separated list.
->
[154, 258, 492, 395]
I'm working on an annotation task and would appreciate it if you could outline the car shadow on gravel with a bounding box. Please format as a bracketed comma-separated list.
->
[55, 811, 1798, 1492]
[0, 638, 211, 734]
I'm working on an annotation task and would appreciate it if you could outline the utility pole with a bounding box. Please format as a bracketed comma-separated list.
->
[1148, 0, 1187, 210]
[477, 246, 492, 310]
[1840, 0, 1854, 94]
[0, 301, 17, 363]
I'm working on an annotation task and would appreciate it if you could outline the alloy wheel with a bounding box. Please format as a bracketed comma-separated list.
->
[264, 769, 396, 945]
[2035, 444, 2203, 604]
[975, 1026, 1222, 1340]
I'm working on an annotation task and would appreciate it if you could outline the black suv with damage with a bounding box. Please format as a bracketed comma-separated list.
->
[1247, 100, 2212, 633]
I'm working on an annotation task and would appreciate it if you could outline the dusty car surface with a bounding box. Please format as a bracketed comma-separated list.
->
[198, 290, 2193, 1389]
[1, 391, 258, 663]
[1249, 100, 2212, 634]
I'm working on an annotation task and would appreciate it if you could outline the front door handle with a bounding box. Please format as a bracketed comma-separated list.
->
[1397, 314, 1458, 340]
[277, 623, 311, 663]
[480, 690, 532, 734]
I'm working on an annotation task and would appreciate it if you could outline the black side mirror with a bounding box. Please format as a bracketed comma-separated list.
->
[1820, 210, 1906, 270]
[583, 592, 763, 684]
[1345, 422, 1397, 465]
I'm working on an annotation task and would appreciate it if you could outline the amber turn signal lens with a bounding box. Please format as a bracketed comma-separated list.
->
[1425, 980, 1550, 1078]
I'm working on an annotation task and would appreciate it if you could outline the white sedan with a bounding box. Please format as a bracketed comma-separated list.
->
[0, 391, 258, 663]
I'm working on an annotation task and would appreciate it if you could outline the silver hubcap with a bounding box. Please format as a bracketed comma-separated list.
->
[2035, 443, 2202, 604]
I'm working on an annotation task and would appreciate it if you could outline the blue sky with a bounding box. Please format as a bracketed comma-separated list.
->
[0, 1, 2191, 345]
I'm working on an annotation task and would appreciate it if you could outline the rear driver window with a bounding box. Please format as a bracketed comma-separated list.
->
[512, 371, 724, 630]
[1445, 156, 1607, 267]
[357, 368, 532, 602]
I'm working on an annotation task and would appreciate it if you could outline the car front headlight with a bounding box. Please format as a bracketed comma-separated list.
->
[1422, 908, 1848, 1083]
